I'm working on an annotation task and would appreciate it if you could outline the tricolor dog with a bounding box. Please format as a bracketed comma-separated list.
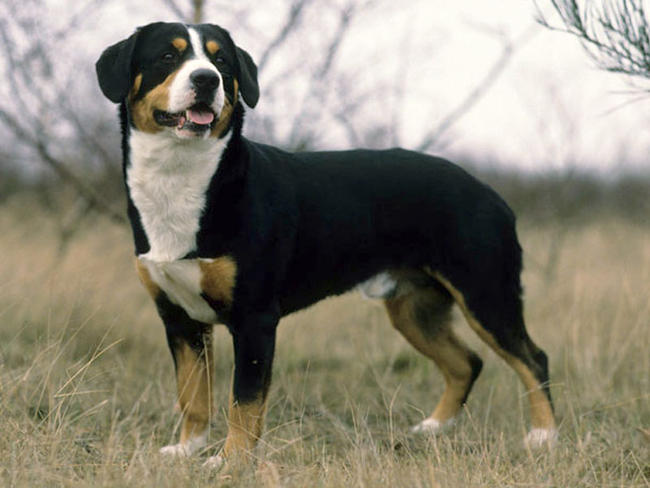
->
[96, 22, 557, 468]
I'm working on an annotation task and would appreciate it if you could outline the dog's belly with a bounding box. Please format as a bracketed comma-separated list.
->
[138, 257, 236, 324]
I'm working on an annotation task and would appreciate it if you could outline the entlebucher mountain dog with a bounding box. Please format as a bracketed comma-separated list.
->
[96, 21, 557, 469]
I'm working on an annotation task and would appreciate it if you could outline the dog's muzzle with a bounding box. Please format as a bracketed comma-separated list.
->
[154, 102, 216, 132]
[155, 67, 223, 137]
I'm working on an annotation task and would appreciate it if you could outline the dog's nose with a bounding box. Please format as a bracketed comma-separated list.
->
[190, 69, 220, 91]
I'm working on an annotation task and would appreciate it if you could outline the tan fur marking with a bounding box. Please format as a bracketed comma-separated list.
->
[223, 393, 268, 459]
[432, 272, 556, 431]
[199, 256, 237, 305]
[175, 339, 213, 444]
[385, 292, 475, 423]
[210, 80, 238, 138]
[129, 69, 180, 133]
[135, 258, 160, 299]
[172, 37, 188, 51]
[206, 40, 219, 55]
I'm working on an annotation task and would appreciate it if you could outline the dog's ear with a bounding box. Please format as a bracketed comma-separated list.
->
[235, 46, 259, 108]
[96, 31, 139, 103]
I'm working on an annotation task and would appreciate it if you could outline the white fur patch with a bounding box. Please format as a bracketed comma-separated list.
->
[410, 417, 456, 435]
[127, 131, 228, 262]
[140, 257, 218, 323]
[160, 430, 207, 457]
[525, 428, 558, 449]
[358, 272, 397, 299]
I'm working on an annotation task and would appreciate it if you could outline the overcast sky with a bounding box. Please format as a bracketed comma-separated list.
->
[43, 0, 650, 174]
[350, 0, 650, 174]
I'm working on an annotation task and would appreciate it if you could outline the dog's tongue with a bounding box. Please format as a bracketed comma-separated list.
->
[186, 108, 214, 125]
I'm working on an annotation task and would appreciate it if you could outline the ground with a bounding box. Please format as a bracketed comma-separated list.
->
[0, 196, 648, 487]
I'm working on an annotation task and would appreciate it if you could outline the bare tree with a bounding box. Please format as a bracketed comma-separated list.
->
[0, 0, 125, 228]
[536, 0, 650, 83]
[416, 25, 536, 153]
[162, 0, 205, 23]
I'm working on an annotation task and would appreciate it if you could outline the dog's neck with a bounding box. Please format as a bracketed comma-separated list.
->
[122, 109, 240, 262]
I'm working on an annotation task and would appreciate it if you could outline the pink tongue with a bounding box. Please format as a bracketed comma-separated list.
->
[187, 109, 214, 125]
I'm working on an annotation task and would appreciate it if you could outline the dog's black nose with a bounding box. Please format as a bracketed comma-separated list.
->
[190, 69, 220, 91]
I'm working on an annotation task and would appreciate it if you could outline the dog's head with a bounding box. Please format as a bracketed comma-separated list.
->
[96, 22, 258, 139]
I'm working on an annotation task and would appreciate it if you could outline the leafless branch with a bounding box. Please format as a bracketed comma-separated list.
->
[0, 1, 124, 227]
[287, 2, 360, 146]
[416, 26, 535, 152]
[161, 0, 188, 21]
[0, 106, 125, 225]
[536, 0, 650, 83]
[256, 0, 313, 74]
[192, 0, 204, 23]
[52, 0, 105, 40]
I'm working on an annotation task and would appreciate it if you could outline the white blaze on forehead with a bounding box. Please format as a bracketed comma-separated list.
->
[167, 26, 225, 115]
[188, 27, 210, 62]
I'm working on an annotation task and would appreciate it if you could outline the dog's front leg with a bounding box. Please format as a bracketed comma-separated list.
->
[156, 299, 214, 457]
[206, 311, 278, 469]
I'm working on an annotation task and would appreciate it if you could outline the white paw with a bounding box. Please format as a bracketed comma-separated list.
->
[410, 417, 455, 435]
[159, 431, 207, 457]
[159, 443, 190, 457]
[203, 454, 226, 470]
[525, 428, 558, 449]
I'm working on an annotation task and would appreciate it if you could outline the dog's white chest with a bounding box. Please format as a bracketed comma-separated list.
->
[127, 130, 228, 262]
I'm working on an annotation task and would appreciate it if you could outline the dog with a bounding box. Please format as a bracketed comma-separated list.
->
[96, 21, 557, 468]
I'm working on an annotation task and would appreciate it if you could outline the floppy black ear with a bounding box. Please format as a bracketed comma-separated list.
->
[95, 31, 139, 103]
[235, 46, 259, 108]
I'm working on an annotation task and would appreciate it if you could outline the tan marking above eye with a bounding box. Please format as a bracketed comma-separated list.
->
[172, 37, 188, 51]
[206, 40, 219, 55]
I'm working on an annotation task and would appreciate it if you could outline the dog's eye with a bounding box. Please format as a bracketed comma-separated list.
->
[214, 56, 226, 65]
[161, 52, 176, 63]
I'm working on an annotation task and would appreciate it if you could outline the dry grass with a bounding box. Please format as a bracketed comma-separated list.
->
[0, 195, 648, 487]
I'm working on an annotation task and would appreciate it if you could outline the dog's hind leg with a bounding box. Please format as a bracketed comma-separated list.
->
[384, 272, 483, 434]
[433, 272, 557, 448]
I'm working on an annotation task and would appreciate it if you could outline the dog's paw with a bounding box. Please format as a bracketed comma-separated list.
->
[203, 453, 226, 470]
[159, 432, 207, 457]
[410, 417, 455, 435]
[524, 428, 558, 449]
[159, 443, 191, 457]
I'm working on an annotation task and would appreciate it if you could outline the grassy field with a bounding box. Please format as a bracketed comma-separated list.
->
[0, 195, 648, 487]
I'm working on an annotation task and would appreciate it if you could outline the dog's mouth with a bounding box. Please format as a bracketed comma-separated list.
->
[154, 103, 216, 134]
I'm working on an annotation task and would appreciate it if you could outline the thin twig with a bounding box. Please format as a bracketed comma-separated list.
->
[0, 109, 125, 225]
[417, 26, 536, 152]
[256, 0, 313, 74]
